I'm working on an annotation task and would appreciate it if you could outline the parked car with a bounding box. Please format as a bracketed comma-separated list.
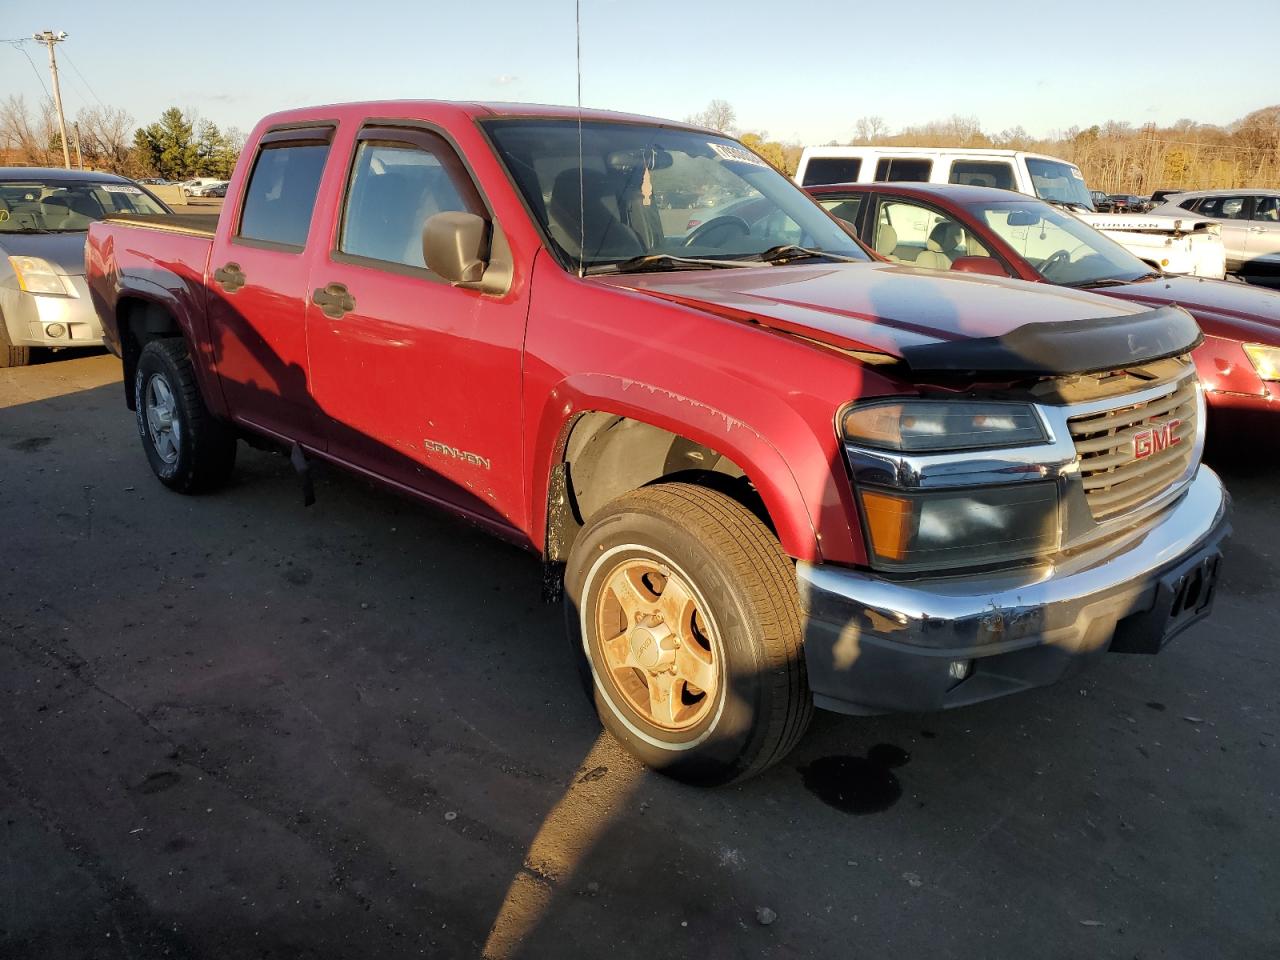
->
[179, 177, 226, 197]
[1149, 188, 1280, 279]
[1091, 190, 1112, 211]
[186, 180, 229, 198]
[807, 181, 1280, 439]
[794, 146, 1224, 277]
[86, 101, 1228, 784]
[1107, 194, 1150, 213]
[0, 168, 170, 366]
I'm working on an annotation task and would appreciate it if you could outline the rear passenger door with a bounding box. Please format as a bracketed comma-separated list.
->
[1246, 196, 1280, 271]
[1191, 195, 1252, 268]
[305, 124, 530, 532]
[207, 125, 335, 448]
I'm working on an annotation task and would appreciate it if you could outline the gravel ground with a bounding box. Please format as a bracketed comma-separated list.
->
[0, 353, 1276, 959]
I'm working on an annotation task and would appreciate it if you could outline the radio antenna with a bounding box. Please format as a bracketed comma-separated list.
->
[576, 0, 585, 277]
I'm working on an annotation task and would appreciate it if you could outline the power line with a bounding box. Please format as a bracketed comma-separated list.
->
[59, 48, 105, 108]
[5, 39, 52, 102]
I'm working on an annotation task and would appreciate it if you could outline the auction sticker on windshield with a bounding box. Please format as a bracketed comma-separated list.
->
[710, 143, 768, 167]
[102, 184, 143, 194]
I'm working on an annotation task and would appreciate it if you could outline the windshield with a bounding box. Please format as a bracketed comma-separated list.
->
[0, 179, 167, 233]
[1025, 158, 1094, 210]
[482, 119, 867, 273]
[978, 199, 1152, 286]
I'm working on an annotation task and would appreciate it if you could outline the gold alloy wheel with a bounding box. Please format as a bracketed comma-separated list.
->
[593, 557, 720, 732]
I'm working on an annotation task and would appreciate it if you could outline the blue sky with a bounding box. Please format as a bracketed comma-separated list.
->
[3, 0, 1276, 143]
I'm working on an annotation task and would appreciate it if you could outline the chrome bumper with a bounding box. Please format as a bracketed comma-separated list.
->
[797, 467, 1230, 715]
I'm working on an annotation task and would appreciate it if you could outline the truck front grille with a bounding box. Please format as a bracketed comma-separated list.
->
[1068, 375, 1198, 520]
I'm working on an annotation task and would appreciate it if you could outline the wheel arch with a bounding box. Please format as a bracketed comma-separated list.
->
[532, 377, 824, 566]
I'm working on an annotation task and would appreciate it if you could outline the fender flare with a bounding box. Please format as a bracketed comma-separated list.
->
[528, 371, 841, 564]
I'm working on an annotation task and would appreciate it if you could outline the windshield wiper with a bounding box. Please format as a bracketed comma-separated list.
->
[753, 244, 864, 265]
[1073, 271, 1163, 289]
[4, 226, 56, 234]
[586, 253, 759, 275]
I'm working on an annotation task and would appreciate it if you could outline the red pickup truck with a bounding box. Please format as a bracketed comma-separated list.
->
[87, 101, 1229, 784]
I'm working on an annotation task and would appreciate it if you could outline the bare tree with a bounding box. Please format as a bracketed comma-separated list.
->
[852, 115, 888, 144]
[75, 105, 134, 172]
[686, 99, 736, 134]
[0, 95, 58, 166]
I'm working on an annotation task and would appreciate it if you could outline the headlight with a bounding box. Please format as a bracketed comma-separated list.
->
[1243, 343, 1280, 382]
[8, 256, 72, 296]
[841, 399, 1046, 452]
[858, 482, 1060, 572]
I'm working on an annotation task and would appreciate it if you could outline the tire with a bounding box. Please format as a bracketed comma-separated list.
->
[135, 338, 236, 493]
[565, 483, 812, 785]
[0, 319, 30, 368]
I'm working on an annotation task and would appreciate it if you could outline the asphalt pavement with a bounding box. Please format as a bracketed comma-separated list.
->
[1, 354, 1276, 959]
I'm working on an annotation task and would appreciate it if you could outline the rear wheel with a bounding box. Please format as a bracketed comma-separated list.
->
[0, 320, 30, 368]
[565, 483, 812, 785]
[135, 338, 236, 493]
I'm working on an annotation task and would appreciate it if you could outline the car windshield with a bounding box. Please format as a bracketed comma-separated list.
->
[1025, 158, 1094, 210]
[482, 119, 867, 273]
[977, 199, 1152, 286]
[0, 179, 166, 233]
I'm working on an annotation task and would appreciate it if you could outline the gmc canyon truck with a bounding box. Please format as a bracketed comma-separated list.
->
[86, 101, 1230, 785]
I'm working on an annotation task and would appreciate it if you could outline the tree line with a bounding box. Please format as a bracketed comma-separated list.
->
[688, 99, 1280, 194]
[0, 96, 244, 180]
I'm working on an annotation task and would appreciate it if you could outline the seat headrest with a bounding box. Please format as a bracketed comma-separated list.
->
[875, 222, 898, 256]
[927, 221, 963, 253]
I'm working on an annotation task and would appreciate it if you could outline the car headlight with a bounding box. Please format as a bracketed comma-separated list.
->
[1243, 343, 1280, 382]
[857, 482, 1060, 572]
[841, 399, 1047, 452]
[8, 256, 72, 296]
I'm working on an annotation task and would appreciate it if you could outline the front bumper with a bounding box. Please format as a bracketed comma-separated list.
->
[797, 467, 1230, 715]
[0, 276, 103, 348]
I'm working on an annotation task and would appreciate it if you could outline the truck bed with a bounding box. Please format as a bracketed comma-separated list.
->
[104, 212, 220, 238]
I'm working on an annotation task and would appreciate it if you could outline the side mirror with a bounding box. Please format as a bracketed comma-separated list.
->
[423, 211, 489, 285]
[950, 256, 1009, 278]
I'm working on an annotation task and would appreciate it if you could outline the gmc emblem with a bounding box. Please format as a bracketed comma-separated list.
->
[1134, 418, 1182, 459]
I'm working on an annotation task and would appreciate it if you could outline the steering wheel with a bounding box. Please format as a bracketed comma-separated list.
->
[683, 215, 750, 249]
[1039, 248, 1073, 278]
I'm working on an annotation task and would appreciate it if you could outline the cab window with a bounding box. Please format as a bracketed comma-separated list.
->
[340, 133, 483, 270]
[874, 158, 932, 183]
[801, 157, 862, 186]
[949, 160, 1015, 190]
[238, 139, 331, 248]
[1251, 197, 1279, 222]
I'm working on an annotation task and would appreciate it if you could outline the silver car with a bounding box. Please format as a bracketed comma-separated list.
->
[0, 168, 171, 367]
[1149, 188, 1280, 278]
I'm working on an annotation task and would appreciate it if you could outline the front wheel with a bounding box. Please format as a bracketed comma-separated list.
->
[0, 319, 30, 367]
[565, 483, 812, 785]
[135, 338, 236, 493]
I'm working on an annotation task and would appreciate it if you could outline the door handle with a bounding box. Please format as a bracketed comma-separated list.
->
[312, 282, 356, 319]
[213, 262, 246, 293]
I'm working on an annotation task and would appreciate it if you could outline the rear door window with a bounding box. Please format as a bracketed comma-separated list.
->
[949, 160, 1015, 190]
[238, 132, 333, 248]
[873, 158, 933, 183]
[1197, 196, 1251, 220]
[801, 157, 862, 186]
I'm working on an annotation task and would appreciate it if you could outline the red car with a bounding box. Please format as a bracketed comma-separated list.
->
[808, 182, 1280, 439]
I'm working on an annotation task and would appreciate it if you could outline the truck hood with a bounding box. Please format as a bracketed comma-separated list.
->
[596, 261, 1200, 375]
[0, 230, 89, 276]
[1076, 212, 1220, 236]
[1098, 275, 1280, 344]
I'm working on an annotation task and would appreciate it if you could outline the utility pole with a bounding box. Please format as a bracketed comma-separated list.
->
[72, 122, 84, 169]
[33, 30, 71, 170]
